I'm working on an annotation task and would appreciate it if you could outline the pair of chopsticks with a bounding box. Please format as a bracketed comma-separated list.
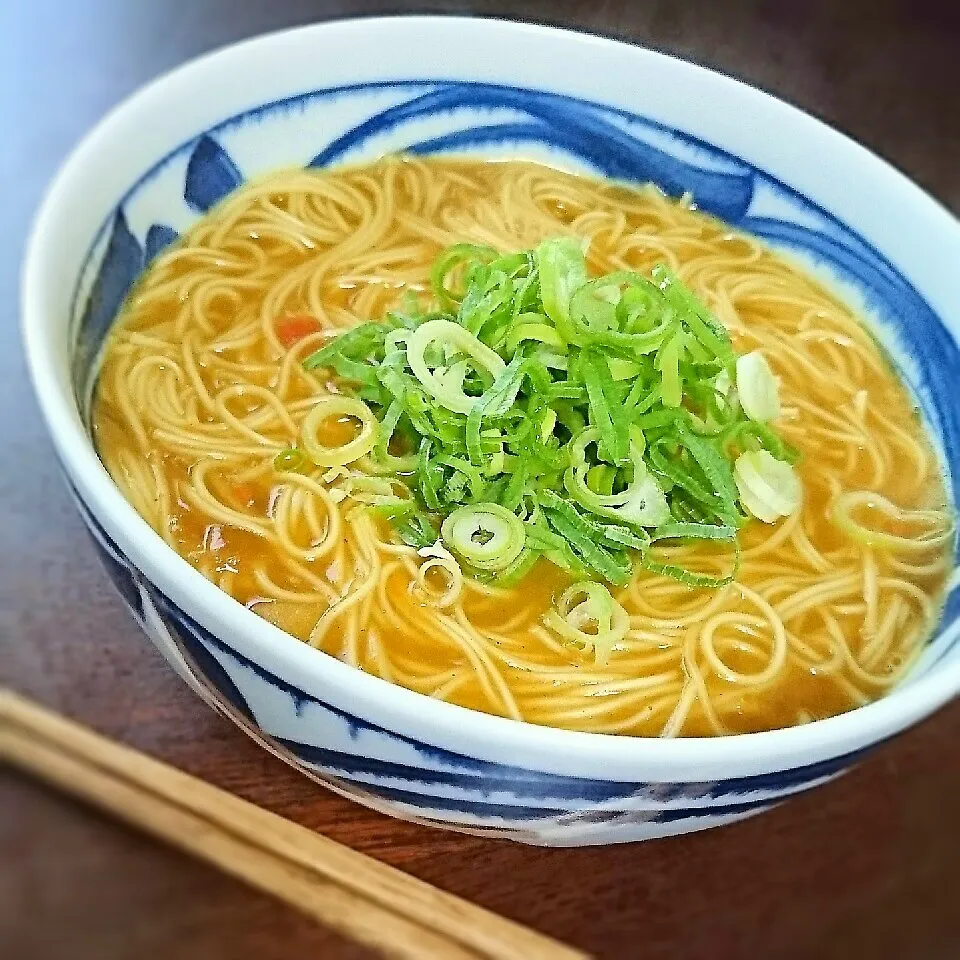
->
[0, 690, 588, 960]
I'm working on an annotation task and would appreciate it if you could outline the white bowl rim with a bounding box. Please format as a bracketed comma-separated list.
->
[20, 14, 960, 782]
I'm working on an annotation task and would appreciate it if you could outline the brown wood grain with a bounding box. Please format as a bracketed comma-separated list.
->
[2, 691, 587, 960]
[2, 2, 958, 959]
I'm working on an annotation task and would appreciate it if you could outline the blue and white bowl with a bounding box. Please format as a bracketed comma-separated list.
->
[22, 17, 960, 846]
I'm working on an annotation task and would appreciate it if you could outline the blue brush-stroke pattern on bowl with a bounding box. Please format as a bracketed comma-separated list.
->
[65, 79, 960, 843]
[144, 223, 179, 263]
[72, 210, 142, 393]
[184, 134, 244, 212]
[308, 87, 756, 222]
[69, 472, 861, 841]
[71, 80, 960, 535]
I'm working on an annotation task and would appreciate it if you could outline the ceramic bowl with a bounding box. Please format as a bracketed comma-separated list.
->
[22, 16, 960, 845]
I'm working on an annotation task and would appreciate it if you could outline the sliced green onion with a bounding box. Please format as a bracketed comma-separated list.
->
[341, 474, 414, 506]
[543, 581, 629, 664]
[535, 237, 587, 342]
[651, 521, 737, 543]
[736, 351, 781, 423]
[406, 318, 506, 414]
[302, 233, 800, 590]
[715, 367, 733, 398]
[273, 447, 311, 473]
[414, 539, 463, 608]
[504, 322, 564, 353]
[441, 503, 526, 572]
[394, 510, 439, 549]
[734, 450, 801, 522]
[430, 243, 499, 309]
[540, 408, 557, 442]
[642, 552, 738, 589]
[581, 350, 630, 464]
[656, 332, 683, 408]
[608, 357, 642, 381]
[301, 396, 378, 467]
[358, 400, 419, 474]
[678, 424, 739, 523]
[564, 428, 670, 528]
[651, 264, 734, 362]
[494, 546, 541, 586]
[539, 491, 634, 585]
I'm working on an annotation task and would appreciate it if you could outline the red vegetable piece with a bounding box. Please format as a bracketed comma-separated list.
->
[276, 313, 322, 348]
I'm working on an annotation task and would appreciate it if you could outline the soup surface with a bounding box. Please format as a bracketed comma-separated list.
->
[93, 157, 952, 736]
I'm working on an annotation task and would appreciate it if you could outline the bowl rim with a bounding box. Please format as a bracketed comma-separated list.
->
[20, 14, 960, 781]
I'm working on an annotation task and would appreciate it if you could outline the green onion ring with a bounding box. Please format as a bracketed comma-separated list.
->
[300, 395, 379, 467]
[441, 502, 526, 572]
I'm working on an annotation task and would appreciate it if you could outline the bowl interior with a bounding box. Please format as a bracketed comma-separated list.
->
[71, 77, 960, 662]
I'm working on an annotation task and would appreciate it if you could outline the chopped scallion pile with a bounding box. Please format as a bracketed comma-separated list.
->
[298, 237, 801, 589]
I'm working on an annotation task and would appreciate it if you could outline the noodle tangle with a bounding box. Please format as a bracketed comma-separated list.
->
[93, 157, 953, 737]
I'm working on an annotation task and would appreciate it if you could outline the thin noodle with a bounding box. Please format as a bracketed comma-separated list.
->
[91, 157, 952, 738]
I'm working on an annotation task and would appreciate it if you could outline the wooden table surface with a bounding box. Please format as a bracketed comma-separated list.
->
[2, 2, 958, 958]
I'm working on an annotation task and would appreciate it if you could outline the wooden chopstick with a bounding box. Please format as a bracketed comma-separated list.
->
[0, 690, 589, 960]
